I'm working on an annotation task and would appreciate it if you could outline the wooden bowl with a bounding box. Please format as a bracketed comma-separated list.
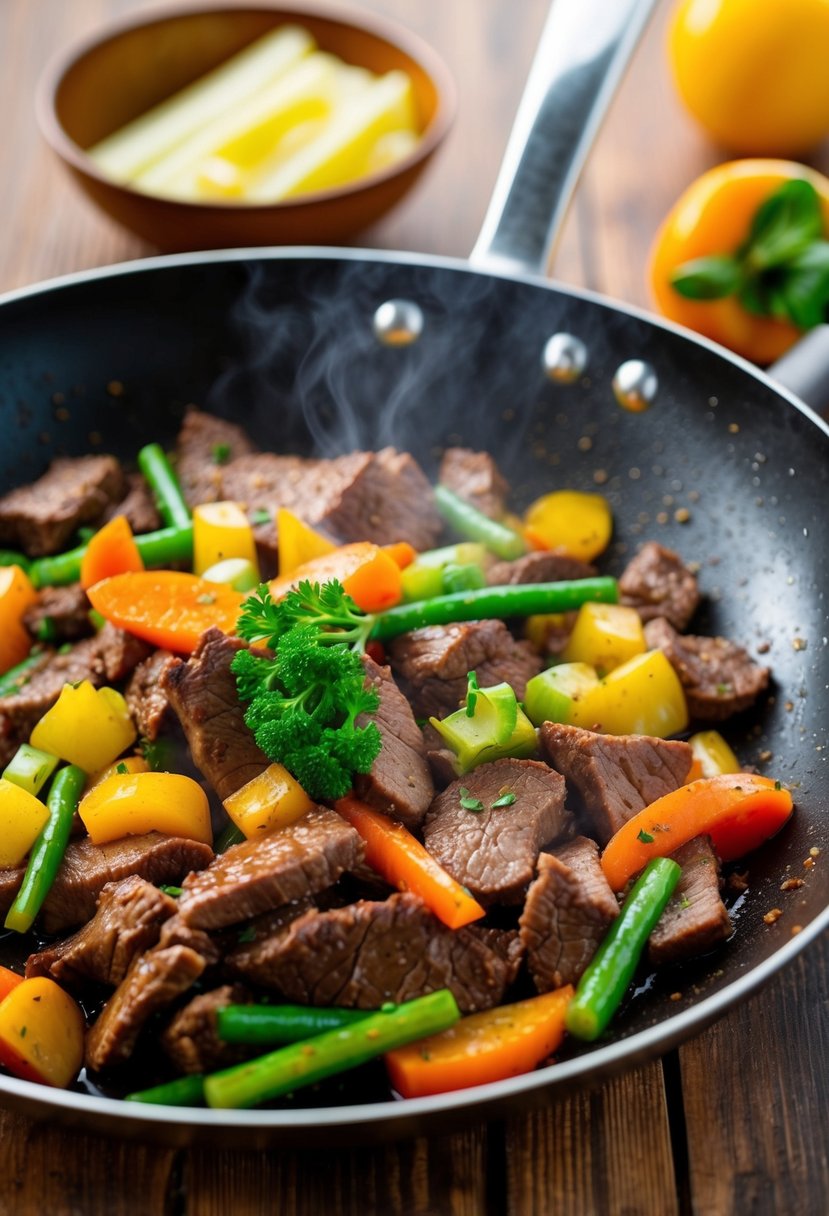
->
[36, 3, 456, 251]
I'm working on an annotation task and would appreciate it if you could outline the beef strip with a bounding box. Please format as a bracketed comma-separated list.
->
[643, 617, 771, 721]
[519, 837, 619, 991]
[125, 649, 176, 741]
[227, 892, 512, 1013]
[175, 407, 257, 508]
[103, 471, 161, 535]
[649, 836, 732, 964]
[25, 877, 177, 988]
[161, 983, 252, 1074]
[0, 834, 214, 934]
[423, 759, 570, 905]
[465, 926, 525, 987]
[539, 722, 693, 845]
[23, 583, 92, 642]
[178, 806, 364, 929]
[618, 541, 700, 629]
[486, 551, 597, 586]
[352, 655, 434, 830]
[0, 455, 124, 555]
[388, 619, 543, 720]
[438, 447, 510, 520]
[161, 627, 267, 800]
[157, 914, 222, 965]
[85, 943, 206, 1071]
[94, 621, 154, 682]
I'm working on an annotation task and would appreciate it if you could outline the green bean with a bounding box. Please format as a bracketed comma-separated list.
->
[369, 577, 618, 641]
[214, 820, 245, 853]
[125, 1074, 206, 1106]
[28, 522, 193, 588]
[434, 485, 527, 560]
[4, 764, 86, 934]
[217, 1004, 372, 1046]
[0, 549, 30, 573]
[137, 443, 191, 530]
[204, 989, 461, 1109]
[565, 857, 682, 1042]
[0, 650, 47, 697]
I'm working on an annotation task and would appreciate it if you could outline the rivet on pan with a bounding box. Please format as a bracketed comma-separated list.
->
[373, 299, 424, 346]
[542, 332, 588, 383]
[612, 360, 658, 413]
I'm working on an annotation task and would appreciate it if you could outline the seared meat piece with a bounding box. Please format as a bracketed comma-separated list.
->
[487, 551, 596, 586]
[94, 622, 154, 683]
[388, 619, 543, 720]
[157, 914, 222, 965]
[0, 834, 214, 934]
[25, 877, 177, 987]
[217, 452, 329, 558]
[85, 944, 206, 1071]
[466, 926, 525, 987]
[125, 649, 176, 741]
[161, 983, 251, 1074]
[175, 407, 257, 508]
[519, 837, 619, 991]
[649, 836, 732, 964]
[423, 759, 570, 906]
[178, 807, 364, 929]
[23, 583, 92, 643]
[619, 541, 700, 629]
[103, 471, 161, 535]
[227, 892, 512, 1014]
[539, 722, 693, 845]
[162, 627, 267, 800]
[644, 617, 770, 722]
[352, 655, 434, 830]
[438, 447, 509, 520]
[0, 455, 124, 556]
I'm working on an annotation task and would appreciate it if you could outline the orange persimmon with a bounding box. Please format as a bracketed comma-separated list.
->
[80, 515, 144, 590]
[268, 541, 402, 613]
[87, 571, 242, 654]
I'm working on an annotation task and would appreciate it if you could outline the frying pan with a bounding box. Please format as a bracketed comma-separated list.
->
[0, 0, 827, 1147]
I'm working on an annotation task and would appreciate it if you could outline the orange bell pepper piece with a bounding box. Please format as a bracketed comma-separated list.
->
[383, 541, 418, 570]
[0, 565, 37, 676]
[80, 515, 144, 590]
[0, 976, 85, 1088]
[335, 795, 485, 930]
[385, 985, 573, 1098]
[0, 966, 24, 1004]
[601, 773, 794, 892]
[268, 541, 402, 613]
[87, 570, 242, 654]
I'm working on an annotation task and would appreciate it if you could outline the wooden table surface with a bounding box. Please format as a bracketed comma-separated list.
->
[0, 1, 827, 1212]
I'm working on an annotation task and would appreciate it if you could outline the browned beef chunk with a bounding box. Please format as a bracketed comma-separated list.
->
[125, 649, 176, 741]
[539, 722, 693, 846]
[103, 472, 161, 535]
[178, 807, 364, 929]
[175, 407, 257, 508]
[519, 837, 619, 992]
[388, 619, 543, 720]
[619, 541, 700, 629]
[643, 617, 770, 722]
[214, 453, 313, 557]
[162, 627, 267, 800]
[0, 456, 124, 556]
[25, 877, 177, 988]
[85, 944, 206, 1071]
[423, 759, 569, 906]
[649, 836, 732, 964]
[161, 983, 252, 1074]
[157, 914, 222, 965]
[23, 583, 92, 643]
[227, 892, 511, 1013]
[95, 622, 154, 682]
[487, 551, 597, 586]
[0, 834, 214, 934]
[438, 447, 509, 520]
[466, 926, 525, 987]
[352, 655, 434, 830]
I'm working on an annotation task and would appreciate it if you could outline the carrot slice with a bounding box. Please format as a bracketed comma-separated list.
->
[268, 541, 402, 613]
[385, 985, 573, 1098]
[335, 795, 485, 930]
[383, 541, 418, 570]
[86, 571, 242, 654]
[80, 515, 144, 590]
[601, 773, 794, 891]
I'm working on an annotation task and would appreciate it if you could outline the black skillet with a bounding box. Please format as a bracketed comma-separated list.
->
[0, 0, 826, 1146]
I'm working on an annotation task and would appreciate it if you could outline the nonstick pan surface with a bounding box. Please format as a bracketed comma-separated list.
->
[0, 246, 826, 1145]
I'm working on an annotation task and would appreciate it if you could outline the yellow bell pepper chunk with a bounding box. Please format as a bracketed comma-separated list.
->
[0, 976, 85, 1088]
[193, 501, 259, 577]
[577, 650, 689, 738]
[689, 730, 742, 779]
[30, 681, 136, 773]
[223, 763, 314, 839]
[276, 508, 336, 577]
[523, 491, 613, 562]
[561, 602, 646, 674]
[0, 778, 50, 867]
[0, 565, 38, 676]
[79, 771, 212, 846]
[85, 753, 151, 795]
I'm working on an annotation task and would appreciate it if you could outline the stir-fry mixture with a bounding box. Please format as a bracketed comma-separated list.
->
[0, 409, 791, 1108]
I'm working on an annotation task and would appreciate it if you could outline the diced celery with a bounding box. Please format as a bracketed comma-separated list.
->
[202, 557, 261, 592]
[401, 564, 444, 603]
[2, 744, 59, 798]
[430, 681, 536, 773]
[441, 562, 486, 594]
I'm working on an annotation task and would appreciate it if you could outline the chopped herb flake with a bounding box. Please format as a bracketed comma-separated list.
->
[458, 786, 484, 812]
[250, 509, 271, 526]
[160, 885, 183, 898]
[637, 829, 655, 844]
[115, 762, 129, 775]
[237, 926, 256, 944]
[491, 791, 516, 808]
[774, 780, 782, 791]
[212, 442, 231, 465]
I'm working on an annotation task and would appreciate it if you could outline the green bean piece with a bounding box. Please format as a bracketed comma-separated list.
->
[4, 764, 87, 934]
[125, 1074, 206, 1106]
[369, 578, 618, 642]
[0, 549, 30, 573]
[137, 443, 192, 530]
[214, 820, 245, 853]
[434, 485, 527, 560]
[565, 857, 682, 1042]
[217, 1004, 372, 1046]
[0, 650, 47, 697]
[28, 522, 194, 588]
[205, 989, 461, 1109]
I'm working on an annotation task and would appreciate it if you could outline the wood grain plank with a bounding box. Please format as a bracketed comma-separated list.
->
[503, 1061, 679, 1216]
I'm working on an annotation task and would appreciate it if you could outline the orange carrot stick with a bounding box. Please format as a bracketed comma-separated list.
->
[80, 515, 144, 590]
[0, 966, 23, 1005]
[601, 773, 794, 891]
[268, 542, 402, 613]
[335, 795, 485, 930]
[86, 571, 242, 654]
